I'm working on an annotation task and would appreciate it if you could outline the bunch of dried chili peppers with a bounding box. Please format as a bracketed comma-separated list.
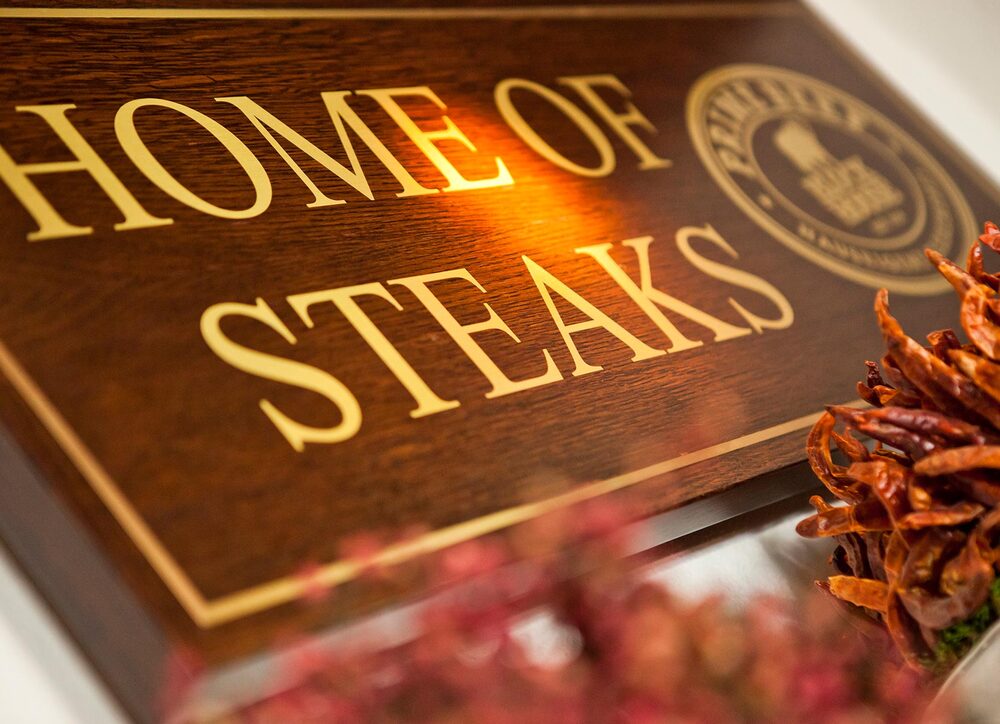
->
[798, 222, 1000, 670]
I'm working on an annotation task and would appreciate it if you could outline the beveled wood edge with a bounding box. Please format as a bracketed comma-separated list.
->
[0, 3, 804, 20]
[0, 421, 168, 724]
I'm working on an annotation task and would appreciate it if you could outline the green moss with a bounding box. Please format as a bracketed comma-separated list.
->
[926, 578, 1000, 674]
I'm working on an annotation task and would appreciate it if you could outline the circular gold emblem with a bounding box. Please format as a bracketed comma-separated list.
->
[686, 64, 976, 295]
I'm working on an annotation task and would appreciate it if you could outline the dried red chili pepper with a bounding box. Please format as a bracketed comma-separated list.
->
[796, 497, 893, 537]
[949, 349, 1000, 404]
[914, 445, 1000, 475]
[827, 575, 889, 613]
[980, 221, 1000, 251]
[897, 502, 984, 530]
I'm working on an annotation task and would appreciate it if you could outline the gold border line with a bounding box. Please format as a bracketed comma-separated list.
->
[0, 331, 854, 626]
[0, 3, 803, 20]
[0, 339, 212, 626]
[203, 403, 851, 625]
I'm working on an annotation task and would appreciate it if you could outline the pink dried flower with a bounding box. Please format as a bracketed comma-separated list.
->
[436, 538, 508, 584]
[157, 646, 204, 722]
[293, 561, 332, 604]
[167, 499, 954, 724]
[337, 532, 386, 581]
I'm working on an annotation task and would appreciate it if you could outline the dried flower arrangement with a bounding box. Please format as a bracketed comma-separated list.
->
[797, 222, 1000, 672]
[167, 501, 949, 723]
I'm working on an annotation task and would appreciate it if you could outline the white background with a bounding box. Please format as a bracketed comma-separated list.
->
[3, 1, 1000, 721]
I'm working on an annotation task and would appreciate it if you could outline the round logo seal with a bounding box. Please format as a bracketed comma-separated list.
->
[686, 64, 976, 295]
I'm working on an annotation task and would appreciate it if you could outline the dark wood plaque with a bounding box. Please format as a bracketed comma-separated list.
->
[1, 1, 997, 719]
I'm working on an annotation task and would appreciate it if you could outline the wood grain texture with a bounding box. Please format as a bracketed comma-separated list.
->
[0, 2, 996, 719]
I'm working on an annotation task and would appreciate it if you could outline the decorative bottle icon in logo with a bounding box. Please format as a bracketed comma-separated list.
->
[772, 118, 903, 230]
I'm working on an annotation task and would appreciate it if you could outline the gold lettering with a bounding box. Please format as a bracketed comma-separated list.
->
[0, 104, 170, 241]
[707, 83, 765, 126]
[716, 147, 755, 178]
[521, 255, 664, 376]
[558, 74, 670, 170]
[575, 238, 750, 348]
[494, 78, 615, 178]
[217, 93, 434, 206]
[754, 78, 795, 110]
[620, 236, 752, 342]
[389, 268, 562, 398]
[708, 123, 743, 155]
[115, 98, 272, 219]
[674, 224, 794, 333]
[357, 86, 513, 192]
[285, 283, 458, 418]
[200, 298, 362, 451]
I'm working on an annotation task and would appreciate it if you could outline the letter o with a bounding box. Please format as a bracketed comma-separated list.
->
[115, 98, 272, 219]
[494, 78, 615, 178]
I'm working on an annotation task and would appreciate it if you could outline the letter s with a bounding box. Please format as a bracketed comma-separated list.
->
[675, 224, 794, 333]
[200, 298, 361, 451]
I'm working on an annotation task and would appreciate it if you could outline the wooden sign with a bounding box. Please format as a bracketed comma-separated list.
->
[0, 1, 997, 718]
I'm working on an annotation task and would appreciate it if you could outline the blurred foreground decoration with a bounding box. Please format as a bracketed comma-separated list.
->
[164, 501, 949, 723]
[798, 222, 1000, 672]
